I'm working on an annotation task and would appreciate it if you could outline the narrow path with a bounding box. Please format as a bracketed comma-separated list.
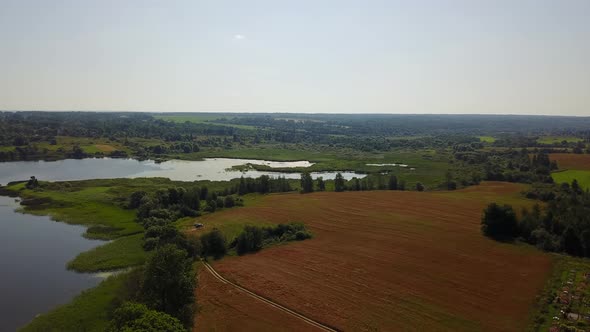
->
[202, 261, 340, 332]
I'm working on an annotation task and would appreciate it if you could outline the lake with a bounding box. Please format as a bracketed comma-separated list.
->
[0, 158, 364, 185]
[0, 196, 105, 331]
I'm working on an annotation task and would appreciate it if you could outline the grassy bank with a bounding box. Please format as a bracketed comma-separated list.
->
[67, 234, 147, 272]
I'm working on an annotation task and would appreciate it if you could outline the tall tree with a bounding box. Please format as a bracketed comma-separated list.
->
[316, 177, 326, 191]
[140, 245, 195, 326]
[300, 172, 314, 193]
[334, 173, 345, 192]
[388, 174, 398, 190]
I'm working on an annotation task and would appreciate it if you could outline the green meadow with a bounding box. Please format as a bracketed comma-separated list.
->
[552, 170, 590, 190]
[537, 136, 583, 144]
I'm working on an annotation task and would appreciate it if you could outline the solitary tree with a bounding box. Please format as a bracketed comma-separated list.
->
[300, 172, 314, 193]
[316, 177, 326, 191]
[334, 173, 345, 192]
[388, 175, 398, 190]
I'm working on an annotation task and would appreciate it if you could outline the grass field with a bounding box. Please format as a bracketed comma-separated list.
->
[550, 154, 590, 190]
[538, 136, 584, 145]
[154, 114, 256, 130]
[552, 170, 590, 190]
[477, 136, 496, 143]
[192, 182, 552, 331]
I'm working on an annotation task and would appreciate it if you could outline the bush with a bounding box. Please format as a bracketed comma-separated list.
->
[223, 195, 235, 208]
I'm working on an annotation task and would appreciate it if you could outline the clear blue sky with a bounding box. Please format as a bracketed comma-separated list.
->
[1, 0, 589, 115]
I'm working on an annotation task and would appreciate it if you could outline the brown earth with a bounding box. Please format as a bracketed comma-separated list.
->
[550, 153, 590, 170]
[193, 264, 324, 332]
[193, 182, 553, 332]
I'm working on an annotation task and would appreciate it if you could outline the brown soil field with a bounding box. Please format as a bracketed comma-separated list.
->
[194, 263, 324, 332]
[193, 182, 553, 332]
[550, 153, 590, 170]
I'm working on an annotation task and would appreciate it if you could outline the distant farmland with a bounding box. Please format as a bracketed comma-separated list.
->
[193, 182, 553, 331]
[550, 153, 590, 189]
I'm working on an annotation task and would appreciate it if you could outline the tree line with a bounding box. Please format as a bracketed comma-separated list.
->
[482, 179, 590, 257]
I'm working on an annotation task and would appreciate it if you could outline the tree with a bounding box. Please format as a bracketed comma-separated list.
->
[562, 227, 583, 256]
[581, 230, 590, 257]
[235, 226, 264, 255]
[238, 176, 247, 195]
[300, 172, 314, 193]
[572, 179, 582, 194]
[334, 173, 345, 192]
[481, 203, 518, 239]
[201, 229, 227, 259]
[388, 175, 398, 190]
[140, 245, 195, 326]
[182, 188, 200, 210]
[415, 182, 425, 191]
[445, 170, 457, 190]
[398, 180, 406, 191]
[258, 175, 270, 193]
[223, 195, 235, 208]
[129, 191, 147, 209]
[316, 177, 326, 191]
[107, 302, 185, 332]
[25, 176, 39, 189]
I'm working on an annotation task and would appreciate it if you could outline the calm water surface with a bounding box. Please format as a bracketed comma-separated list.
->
[0, 158, 363, 185]
[0, 196, 105, 331]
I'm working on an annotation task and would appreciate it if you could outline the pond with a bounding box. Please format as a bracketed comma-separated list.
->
[0, 196, 105, 331]
[0, 158, 364, 185]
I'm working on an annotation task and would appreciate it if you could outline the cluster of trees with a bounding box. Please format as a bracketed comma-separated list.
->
[454, 150, 557, 185]
[300, 172, 411, 194]
[131, 186, 242, 227]
[232, 223, 312, 255]
[482, 180, 590, 257]
[237, 175, 292, 195]
[197, 223, 312, 259]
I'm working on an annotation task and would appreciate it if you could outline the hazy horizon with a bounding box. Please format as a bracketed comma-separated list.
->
[1, 1, 589, 116]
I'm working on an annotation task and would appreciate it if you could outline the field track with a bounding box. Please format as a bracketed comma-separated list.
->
[202, 261, 339, 332]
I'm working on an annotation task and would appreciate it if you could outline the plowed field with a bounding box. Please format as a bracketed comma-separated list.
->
[550, 153, 590, 170]
[193, 182, 553, 332]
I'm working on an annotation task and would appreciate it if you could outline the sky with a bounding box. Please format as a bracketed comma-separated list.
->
[0, 0, 589, 115]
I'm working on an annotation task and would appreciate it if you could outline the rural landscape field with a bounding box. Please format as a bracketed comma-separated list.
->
[2, 111, 590, 332]
[193, 182, 552, 331]
[2, 1, 590, 331]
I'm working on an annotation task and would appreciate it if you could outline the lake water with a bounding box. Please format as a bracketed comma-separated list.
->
[0, 196, 105, 331]
[0, 158, 364, 185]
[0, 157, 365, 330]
